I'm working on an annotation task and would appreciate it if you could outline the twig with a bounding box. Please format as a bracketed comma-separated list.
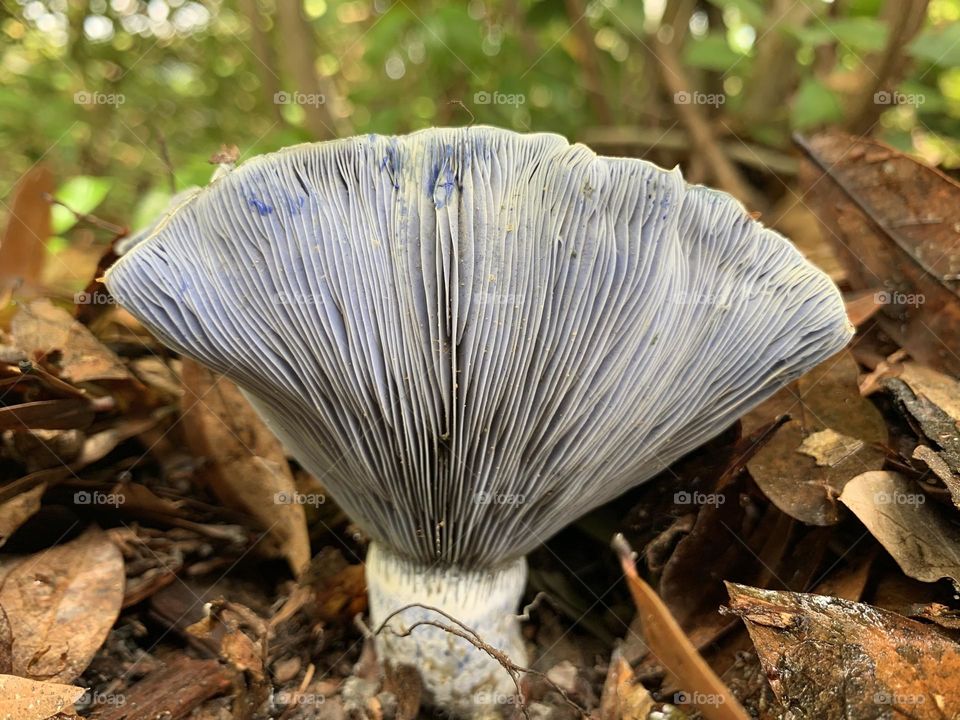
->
[373, 602, 589, 719]
[652, 40, 763, 209]
[41, 193, 126, 235]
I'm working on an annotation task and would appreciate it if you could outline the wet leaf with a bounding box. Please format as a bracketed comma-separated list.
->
[0, 673, 85, 720]
[180, 359, 310, 576]
[839, 471, 960, 587]
[798, 132, 960, 376]
[0, 526, 124, 682]
[727, 583, 960, 718]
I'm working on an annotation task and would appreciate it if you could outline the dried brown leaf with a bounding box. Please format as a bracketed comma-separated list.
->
[745, 351, 887, 525]
[11, 299, 129, 384]
[0, 166, 54, 290]
[727, 582, 960, 718]
[0, 525, 124, 682]
[180, 359, 310, 576]
[839, 471, 960, 587]
[798, 131, 960, 376]
[0, 673, 85, 720]
[614, 535, 749, 720]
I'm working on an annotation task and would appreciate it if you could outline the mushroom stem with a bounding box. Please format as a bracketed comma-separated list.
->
[366, 543, 527, 715]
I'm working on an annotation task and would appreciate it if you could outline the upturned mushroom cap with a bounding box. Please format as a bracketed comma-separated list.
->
[106, 127, 852, 569]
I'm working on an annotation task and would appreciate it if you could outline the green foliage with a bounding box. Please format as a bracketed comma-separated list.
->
[1, 0, 959, 247]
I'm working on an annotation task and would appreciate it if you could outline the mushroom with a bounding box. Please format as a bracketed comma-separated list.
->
[104, 127, 852, 715]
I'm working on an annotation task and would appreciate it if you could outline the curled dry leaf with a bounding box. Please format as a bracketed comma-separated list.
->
[745, 351, 887, 525]
[613, 534, 749, 720]
[0, 525, 124, 683]
[726, 582, 960, 719]
[839, 471, 960, 587]
[179, 358, 310, 577]
[0, 673, 85, 720]
[798, 131, 960, 376]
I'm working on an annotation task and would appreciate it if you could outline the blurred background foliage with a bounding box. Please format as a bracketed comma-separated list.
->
[0, 0, 958, 292]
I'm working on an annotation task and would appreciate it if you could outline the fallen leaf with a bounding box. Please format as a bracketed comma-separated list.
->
[745, 351, 887, 525]
[726, 582, 960, 718]
[11, 299, 130, 385]
[180, 359, 310, 576]
[0, 525, 124, 682]
[0, 165, 54, 290]
[0, 482, 46, 548]
[0, 673, 85, 720]
[798, 131, 960, 376]
[613, 534, 749, 720]
[839, 471, 960, 587]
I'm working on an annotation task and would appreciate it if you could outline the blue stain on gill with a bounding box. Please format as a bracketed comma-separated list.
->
[248, 197, 273, 216]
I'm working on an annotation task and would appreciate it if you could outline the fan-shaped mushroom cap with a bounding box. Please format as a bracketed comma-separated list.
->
[107, 127, 850, 568]
[106, 127, 851, 712]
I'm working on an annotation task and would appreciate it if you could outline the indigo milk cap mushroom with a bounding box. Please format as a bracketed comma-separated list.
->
[104, 126, 853, 715]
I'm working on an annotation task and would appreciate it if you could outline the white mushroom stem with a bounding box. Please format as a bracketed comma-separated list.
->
[366, 542, 528, 715]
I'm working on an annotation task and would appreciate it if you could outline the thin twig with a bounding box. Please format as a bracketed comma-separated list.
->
[41, 193, 126, 235]
[373, 602, 589, 718]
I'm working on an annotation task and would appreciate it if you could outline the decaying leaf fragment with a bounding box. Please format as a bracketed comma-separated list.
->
[726, 582, 960, 719]
[839, 471, 960, 588]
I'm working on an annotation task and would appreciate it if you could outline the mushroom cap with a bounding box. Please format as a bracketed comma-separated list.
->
[106, 126, 852, 567]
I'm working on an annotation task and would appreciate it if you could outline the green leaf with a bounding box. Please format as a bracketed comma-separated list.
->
[909, 24, 960, 68]
[683, 34, 745, 72]
[50, 176, 112, 235]
[791, 78, 844, 130]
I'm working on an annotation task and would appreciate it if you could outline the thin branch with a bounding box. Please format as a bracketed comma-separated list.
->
[373, 602, 589, 718]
